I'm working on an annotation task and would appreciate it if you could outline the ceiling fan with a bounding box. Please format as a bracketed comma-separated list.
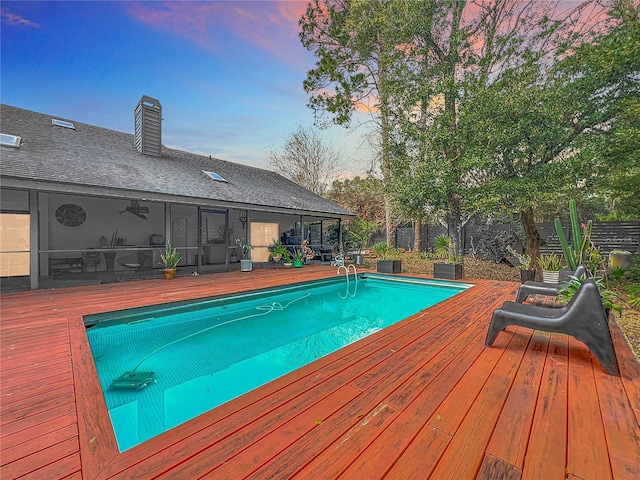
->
[120, 200, 149, 220]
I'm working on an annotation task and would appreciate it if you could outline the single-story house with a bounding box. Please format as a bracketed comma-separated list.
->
[0, 96, 354, 291]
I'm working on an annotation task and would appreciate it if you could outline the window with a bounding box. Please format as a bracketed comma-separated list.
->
[202, 171, 227, 182]
[0, 133, 21, 148]
[52, 118, 75, 129]
[250, 222, 279, 262]
[0, 214, 30, 276]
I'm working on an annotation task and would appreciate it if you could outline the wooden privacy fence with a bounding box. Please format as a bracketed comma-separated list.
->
[372, 221, 640, 257]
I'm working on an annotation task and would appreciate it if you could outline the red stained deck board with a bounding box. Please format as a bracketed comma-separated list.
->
[476, 453, 522, 480]
[341, 329, 488, 480]
[0, 386, 75, 425]
[383, 425, 452, 480]
[0, 268, 638, 480]
[593, 356, 640, 479]
[1, 421, 79, 466]
[114, 373, 353, 480]
[0, 358, 72, 383]
[2, 371, 73, 401]
[485, 330, 550, 468]
[521, 333, 570, 480]
[202, 385, 365, 480]
[567, 336, 613, 480]
[1, 403, 76, 438]
[1, 437, 80, 479]
[425, 327, 517, 435]
[427, 328, 531, 480]
[610, 319, 640, 424]
[291, 401, 399, 480]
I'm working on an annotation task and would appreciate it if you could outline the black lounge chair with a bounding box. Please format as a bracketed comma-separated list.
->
[485, 278, 620, 375]
[515, 265, 587, 303]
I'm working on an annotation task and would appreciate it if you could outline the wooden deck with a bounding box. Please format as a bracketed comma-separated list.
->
[1, 266, 639, 479]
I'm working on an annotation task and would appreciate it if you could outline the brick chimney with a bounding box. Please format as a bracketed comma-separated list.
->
[134, 95, 162, 156]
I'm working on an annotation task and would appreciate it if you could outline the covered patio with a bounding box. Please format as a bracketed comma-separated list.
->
[1, 266, 638, 479]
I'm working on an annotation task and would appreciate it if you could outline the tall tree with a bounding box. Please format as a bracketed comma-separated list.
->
[325, 176, 386, 224]
[299, 0, 402, 246]
[458, 0, 639, 263]
[267, 125, 342, 196]
[386, 0, 632, 261]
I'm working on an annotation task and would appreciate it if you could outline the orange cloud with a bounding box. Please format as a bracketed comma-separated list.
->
[1, 9, 40, 27]
[123, 1, 310, 71]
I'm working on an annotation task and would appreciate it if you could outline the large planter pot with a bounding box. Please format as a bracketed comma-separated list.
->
[542, 270, 560, 284]
[520, 269, 536, 283]
[240, 259, 253, 272]
[163, 268, 177, 279]
[609, 251, 633, 269]
[377, 259, 401, 274]
[433, 262, 464, 280]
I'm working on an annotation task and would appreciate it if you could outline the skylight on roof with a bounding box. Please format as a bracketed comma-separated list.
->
[0, 133, 21, 148]
[202, 170, 227, 182]
[52, 118, 75, 129]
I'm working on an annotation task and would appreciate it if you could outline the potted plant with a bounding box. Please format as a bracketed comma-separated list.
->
[348, 219, 377, 265]
[300, 239, 316, 264]
[235, 237, 254, 272]
[292, 249, 305, 267]
[160, 242, 182, 279]
[557, 274, 622, 316]
[507, 246, 535, 283]
[433, 235, 464, 280]
[268, 240, 290, 263]
[537, 253, 563, 284]
[372, 242, 401, 274]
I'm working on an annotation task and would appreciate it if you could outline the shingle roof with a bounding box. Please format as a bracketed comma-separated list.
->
[0, 104, 354, 217]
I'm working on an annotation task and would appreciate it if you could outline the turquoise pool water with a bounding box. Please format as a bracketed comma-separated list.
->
[85, 274, 470, 451]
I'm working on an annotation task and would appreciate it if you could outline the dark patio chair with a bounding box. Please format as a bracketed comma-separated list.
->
[515, 265, 587, 303]
[485, 278, 620, 375]
[117, 252, 150, 280]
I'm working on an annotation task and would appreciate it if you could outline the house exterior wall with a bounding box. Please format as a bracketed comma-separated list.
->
[0, 187, 342, 291]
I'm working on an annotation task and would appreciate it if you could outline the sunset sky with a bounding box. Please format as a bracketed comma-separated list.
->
[1, 1, 373, 174]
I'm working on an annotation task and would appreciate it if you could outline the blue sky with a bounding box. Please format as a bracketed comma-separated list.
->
[1, 1, 372, 174]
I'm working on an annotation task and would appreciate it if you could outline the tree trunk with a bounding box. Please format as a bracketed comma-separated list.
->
[414, 219, 423, 252]
[521, 206, 541, 279]
[377, 36, 395, 248]
[443, 5, 464, 258]
[385, 197, 394, 247]
[448, 194, 464, 258]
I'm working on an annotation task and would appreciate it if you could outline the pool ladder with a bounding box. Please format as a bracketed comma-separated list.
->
[337, 264, 358, 298]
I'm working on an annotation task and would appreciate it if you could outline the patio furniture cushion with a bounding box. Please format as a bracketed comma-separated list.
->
[485, 278, 620, 376]
[515, 265, 587, 303]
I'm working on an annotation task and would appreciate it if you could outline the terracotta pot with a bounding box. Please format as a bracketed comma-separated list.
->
[163, 268, 177, 279]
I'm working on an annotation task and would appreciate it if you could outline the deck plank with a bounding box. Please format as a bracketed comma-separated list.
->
[0, 268, 638, 480]
[426, 328, 530, 480]
[521, 333, 569, 480]
[0, 438, 80, 479]
[567, 336, 613, 480]
[346, 330, 487, 480]
[593, 352, 640, 479]
[476, 454, 522, 480]
[485, 331, 550, 468]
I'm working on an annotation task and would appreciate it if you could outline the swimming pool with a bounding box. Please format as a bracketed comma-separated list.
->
[85, 273, 471, 451]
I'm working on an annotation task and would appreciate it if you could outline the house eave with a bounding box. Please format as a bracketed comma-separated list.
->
[0, 176, 356, 220]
